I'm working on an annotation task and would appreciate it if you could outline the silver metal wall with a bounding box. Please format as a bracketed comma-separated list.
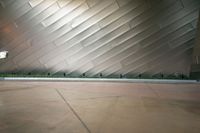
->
[0, 0, 200, 77]
[191, 11, 200, 78]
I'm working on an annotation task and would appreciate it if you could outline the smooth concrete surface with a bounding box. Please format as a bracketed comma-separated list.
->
[0, 81, 200, 133]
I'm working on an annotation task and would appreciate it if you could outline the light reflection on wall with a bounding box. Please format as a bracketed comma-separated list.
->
[0, 0, 199, 77]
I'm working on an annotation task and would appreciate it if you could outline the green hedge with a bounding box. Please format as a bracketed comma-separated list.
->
[0, 73, 190, 80]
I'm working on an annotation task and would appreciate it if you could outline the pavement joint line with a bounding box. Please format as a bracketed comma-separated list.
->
[145, 83, 160, 98]
[55, 89, 91, 133]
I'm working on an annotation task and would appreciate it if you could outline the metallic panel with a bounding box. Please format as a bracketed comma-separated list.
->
[0, 0, 200, 77]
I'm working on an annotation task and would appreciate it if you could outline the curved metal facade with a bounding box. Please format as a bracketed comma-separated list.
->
[0, 0, 200, 77]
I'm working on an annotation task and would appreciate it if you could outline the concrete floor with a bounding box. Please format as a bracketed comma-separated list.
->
[0, 81, 200, 133]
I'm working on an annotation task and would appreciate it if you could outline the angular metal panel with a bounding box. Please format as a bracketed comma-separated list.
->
[0, 0, 200, 77]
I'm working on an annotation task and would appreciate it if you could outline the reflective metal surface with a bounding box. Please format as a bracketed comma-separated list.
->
[0, 0, 200, 76]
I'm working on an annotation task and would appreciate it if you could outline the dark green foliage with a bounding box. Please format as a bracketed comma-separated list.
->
[0, 73, 191, 80]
